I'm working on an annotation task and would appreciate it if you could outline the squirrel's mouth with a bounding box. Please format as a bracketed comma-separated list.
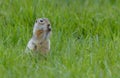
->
[48, 28, 51, 32]
[47, 26, 52, 32]
[47, 24, 51, 32]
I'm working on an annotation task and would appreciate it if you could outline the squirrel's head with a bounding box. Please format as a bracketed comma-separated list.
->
[33, 18, 52, 39]
[34, 18, 51, 32]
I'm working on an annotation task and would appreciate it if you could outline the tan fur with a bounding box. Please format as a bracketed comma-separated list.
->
[26, 18, 52, 55]
[36, 30, 43, 38]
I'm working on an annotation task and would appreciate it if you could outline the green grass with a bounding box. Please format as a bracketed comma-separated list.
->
[0, 0, 120, 78]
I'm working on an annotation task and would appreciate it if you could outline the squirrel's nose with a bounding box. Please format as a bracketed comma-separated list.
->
[47, 24, 50, 27]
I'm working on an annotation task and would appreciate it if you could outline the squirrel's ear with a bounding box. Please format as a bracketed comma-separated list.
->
[44, 18, 48, 20]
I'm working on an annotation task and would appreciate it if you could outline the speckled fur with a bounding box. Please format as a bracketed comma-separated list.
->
[26, 18, 52, 55]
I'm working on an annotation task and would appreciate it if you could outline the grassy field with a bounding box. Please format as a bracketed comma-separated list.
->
[0, 0, 120, 78]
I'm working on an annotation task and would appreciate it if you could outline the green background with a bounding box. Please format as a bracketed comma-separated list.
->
[0, 0, 120, 78]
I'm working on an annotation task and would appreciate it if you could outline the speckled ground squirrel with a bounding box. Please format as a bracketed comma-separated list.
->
[26, 18, 52, 55]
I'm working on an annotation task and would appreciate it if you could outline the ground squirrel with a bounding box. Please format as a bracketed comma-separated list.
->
[26, 18, 52, 55]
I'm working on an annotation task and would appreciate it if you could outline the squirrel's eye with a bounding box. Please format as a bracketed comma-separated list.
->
[40, 20, 43, 22]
